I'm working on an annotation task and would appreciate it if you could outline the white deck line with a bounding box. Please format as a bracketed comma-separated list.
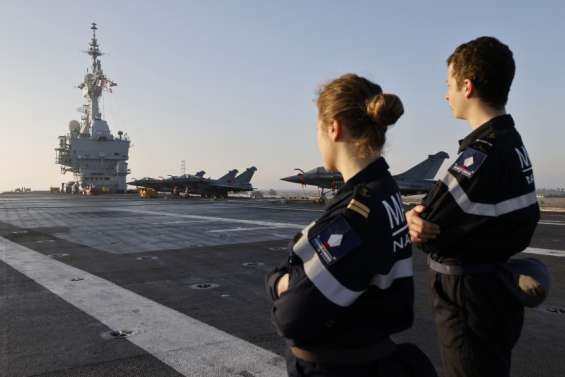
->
[538, 221, 565, 226]
[0, 237, 286, 377]
[112, 207, 305, 229]
[540, 208, 565, 213]
[223, 204, 324, 213]
[208, 226, 291, 233]
[524, 247, 565, 257]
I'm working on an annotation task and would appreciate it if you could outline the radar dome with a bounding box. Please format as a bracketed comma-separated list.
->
[68, 120, 81, 133]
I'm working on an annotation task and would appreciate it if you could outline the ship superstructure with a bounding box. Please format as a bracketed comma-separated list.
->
[55, 23, 130, 193]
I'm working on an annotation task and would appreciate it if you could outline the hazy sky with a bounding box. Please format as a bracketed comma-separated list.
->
[1, 0, 563, 192]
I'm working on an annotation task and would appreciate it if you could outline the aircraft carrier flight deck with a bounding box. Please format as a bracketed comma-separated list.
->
[1, 193, 564, 377]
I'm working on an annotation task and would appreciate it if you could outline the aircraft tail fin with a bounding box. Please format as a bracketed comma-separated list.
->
[396, 151, 449, 180]
[216, 169, 238, 184]
[234, 167, 257, 185]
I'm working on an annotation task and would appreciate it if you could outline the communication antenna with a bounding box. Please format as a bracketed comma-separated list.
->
[181, 160, 186, 175]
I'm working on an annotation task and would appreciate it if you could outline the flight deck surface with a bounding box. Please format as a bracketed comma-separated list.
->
[1, 193, 564, 377]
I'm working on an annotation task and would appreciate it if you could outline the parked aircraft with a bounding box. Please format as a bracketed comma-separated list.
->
[281, 152, 449, 196]
[127, 167, 257, 198]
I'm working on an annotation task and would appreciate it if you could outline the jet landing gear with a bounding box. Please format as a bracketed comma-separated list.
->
[316, 188, 328, 204]
[201, 192, 228, 200]
[317, 181, 338, 204]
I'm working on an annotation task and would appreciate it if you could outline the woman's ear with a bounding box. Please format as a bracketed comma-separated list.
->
[328, 119, 343, 142]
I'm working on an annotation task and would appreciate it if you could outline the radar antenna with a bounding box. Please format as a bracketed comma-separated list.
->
[77, 22, 117, 133]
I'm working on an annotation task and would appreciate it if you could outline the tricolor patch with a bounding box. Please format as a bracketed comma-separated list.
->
[450, 147, 487, 178]
[310, 216, 362, 266]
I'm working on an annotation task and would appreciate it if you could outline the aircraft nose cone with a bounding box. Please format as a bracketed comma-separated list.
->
[281, 175, 300, 183]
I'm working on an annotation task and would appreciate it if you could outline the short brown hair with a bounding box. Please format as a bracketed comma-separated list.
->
[447, 36, 515, 108]
[317, 74, 404, 158]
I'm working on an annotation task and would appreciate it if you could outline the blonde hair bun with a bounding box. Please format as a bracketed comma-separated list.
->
[366, 93, 404, 128]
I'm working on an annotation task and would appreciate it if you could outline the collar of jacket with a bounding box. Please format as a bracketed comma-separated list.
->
[458, 114, 515, 153]
[326, 157, 390, 212]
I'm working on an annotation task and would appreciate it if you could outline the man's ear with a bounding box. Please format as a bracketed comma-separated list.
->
[463, 79, 474, 99]
[329, 120, 343, 142]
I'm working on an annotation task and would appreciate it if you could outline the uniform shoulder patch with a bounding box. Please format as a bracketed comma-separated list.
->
[346, 198, 370, 219]
[347, 185, 373, 219]
[449, 147, 487, 178]
[309, 216, 362, 266]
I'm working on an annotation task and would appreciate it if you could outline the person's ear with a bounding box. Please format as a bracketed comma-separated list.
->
[329, 120, 342, 142]
[463, 79, 474, 99]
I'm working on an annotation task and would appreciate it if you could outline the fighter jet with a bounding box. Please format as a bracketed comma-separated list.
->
[126, 176, 178, 193]
[218, 167, 257, 193]
[182, 169, 240, 198]
[193, 167, 258, 198]
[127, 167, 257, 198]
[131, 169, 220, 193]
[281, 152, 449, 196]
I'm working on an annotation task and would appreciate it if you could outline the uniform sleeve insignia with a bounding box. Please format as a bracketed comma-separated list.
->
[463, 156, 474, 167]
[327, 234, 343, 247]
[347, 198, 370, 219]
[310, 216, 362, 266]
[449, 147, 487, 178]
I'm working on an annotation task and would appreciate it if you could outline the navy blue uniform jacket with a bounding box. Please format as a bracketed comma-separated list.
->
[421, 114, 540, 264]
[266, 158, 414, 349]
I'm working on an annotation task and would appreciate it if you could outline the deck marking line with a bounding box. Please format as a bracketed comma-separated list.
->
[112, 208, 305, 229]
[208, 226, 292, 233]
[153, 220, 211, 225]
[524, 247, 565, 257]
[0, 237, 286, 377]
[219, 204, 324, 213]
[540, 208, 565, 213]
[538, 221, 565, 226]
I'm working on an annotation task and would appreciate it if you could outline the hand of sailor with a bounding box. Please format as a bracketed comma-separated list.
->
[407, 205, 440, 244]
[276, 273, 290, 297]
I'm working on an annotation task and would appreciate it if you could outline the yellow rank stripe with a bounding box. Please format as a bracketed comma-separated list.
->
[350, 199, 370, 213]
[347, 199, 370, 218]
[347, 203, 369, 218]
